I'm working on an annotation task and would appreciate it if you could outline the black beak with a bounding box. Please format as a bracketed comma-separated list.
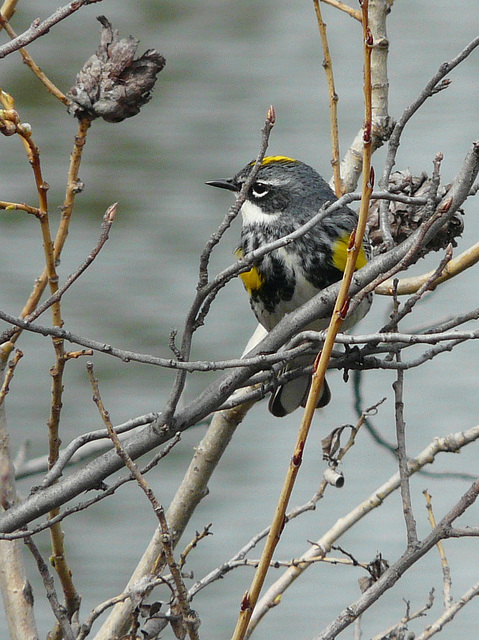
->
[205, 179, 239, 192]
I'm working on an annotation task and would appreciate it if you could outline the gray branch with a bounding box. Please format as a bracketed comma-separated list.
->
[0, 139, 478, 535]
[0, 1, 103, 60]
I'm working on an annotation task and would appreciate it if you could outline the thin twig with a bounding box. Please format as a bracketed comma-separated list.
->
[314, 0, 342, 195]
[423, 490, 453, 609]
[0, 200, 41, 216]
[393, 351, 417, 546]
[0, 349, 22, 406]
[1, 433, 181, 541]
[86, 363, 200, 640]
[413, 580, 479, 640]
[378, 34, 479, 247]
[24, 536, 75, 640]
[3, 304, 479, 375]
[249, 429, 479, 633]
[163, 107, 276, 425]
[0, 14, 69, 104]
[371, 588, 435, 640]
[77, 575, 172, 640]
[5, 116, 92, 347]
[321, 0, 362, 20]
[380, 244, 454, 332]
[0, 0, 103, 59]
[2, 203, 117, 345]
[179, 525, 213, 570]
[39, 412, 159, 487]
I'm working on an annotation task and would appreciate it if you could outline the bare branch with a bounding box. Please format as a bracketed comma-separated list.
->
[24, 536, 75, 640]
[87, 362, 200, 640]
[249, 426, 479, 632]
[378, 34, 479, 247]
[393, 353, 418, 546]
[313, 478, 479, 640]
[424, 490, 453, 609]
[0, 0, 104, 59]
[1, 433, 181, 541]
[414, 580, 479, 640]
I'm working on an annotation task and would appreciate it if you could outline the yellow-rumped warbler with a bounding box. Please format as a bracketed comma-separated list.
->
[207, 156, 371, 416]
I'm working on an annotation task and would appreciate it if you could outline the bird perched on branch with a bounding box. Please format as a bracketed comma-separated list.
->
[207, 156, 371, 416]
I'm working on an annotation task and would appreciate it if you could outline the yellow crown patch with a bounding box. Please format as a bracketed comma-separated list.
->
[249, 156, 297, 167]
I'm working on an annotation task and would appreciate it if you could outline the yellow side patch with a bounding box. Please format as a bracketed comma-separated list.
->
[239, 266, 264, 293]
[332, 233, 368, 273]
[235, 247, 264, 293]
[249, 155, 297, 167]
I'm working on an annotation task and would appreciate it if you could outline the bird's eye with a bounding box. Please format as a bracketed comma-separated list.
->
[251, 182, 269, 198]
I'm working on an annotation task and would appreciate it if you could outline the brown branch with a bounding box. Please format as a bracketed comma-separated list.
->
[16, 117, 92, 329]
[424, 490, 453, 609]
[87, 363, 200, 640]
[0, 349, 22, 406]
[376, 240, 479, 295]
[314, 0, 342, 195]
[0, 14, 69, 104]
[24, 536, 75, 640]
[0, 200, 41, 216]
[231, 11, 374, 637]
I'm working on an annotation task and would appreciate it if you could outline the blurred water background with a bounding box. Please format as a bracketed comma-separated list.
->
[1, 1, 478, 638]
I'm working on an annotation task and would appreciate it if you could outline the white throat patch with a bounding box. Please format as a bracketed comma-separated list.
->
[240, 200, 280, 226]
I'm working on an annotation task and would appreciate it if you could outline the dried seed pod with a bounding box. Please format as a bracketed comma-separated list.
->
[67, 16, 166, 123]
[367, 169, 464, 256]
